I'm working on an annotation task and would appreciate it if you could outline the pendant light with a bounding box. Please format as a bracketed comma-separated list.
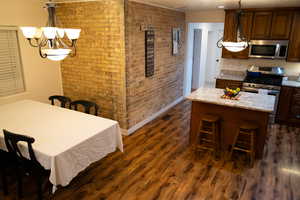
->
[217, 0, 248, 52]
[20, 2, 81, 61]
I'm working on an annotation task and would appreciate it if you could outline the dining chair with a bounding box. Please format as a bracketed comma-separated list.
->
[0, 148, 19, 196]
[0, 149, 9, 195]
[70, 100, 99, 116]
[3, 129, 51, 200]
[48, 95, 72, 108]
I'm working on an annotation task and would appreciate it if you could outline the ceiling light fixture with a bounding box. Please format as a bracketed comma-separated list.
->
[281, 168, 300, 176]
[20, 2, 81, 61]
[217, 5, 225, 9]
[217, 0, 248, 52]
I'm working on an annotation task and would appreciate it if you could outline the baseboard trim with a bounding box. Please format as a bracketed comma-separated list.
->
[125, 96, 184, 136]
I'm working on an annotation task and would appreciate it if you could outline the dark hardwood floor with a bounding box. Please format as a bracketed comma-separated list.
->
[1, 100, 300, 200]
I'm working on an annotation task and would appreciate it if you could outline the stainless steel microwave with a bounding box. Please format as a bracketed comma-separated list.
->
[249, 40, 289, 59]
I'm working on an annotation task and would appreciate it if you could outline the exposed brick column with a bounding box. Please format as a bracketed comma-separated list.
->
[56, 0, 127, 129]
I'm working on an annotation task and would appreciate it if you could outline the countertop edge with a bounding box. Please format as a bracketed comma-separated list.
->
[282, 80, 300, 88]
[186, 97, 273, 113]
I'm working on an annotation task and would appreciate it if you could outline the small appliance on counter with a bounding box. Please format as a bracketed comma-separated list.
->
[242, 66, 285, 123]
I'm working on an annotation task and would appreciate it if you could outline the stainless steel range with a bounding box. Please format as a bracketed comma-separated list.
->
[242, 66, 284, 123]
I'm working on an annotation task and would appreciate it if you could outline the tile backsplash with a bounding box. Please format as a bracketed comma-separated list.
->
[219, 58, 300, 77]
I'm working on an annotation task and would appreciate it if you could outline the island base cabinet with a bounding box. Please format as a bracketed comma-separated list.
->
[190, 101, 270, 159]
[276, 86, 300, 126]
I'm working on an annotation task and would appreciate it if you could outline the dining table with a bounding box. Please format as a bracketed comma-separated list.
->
[0, 100, 123, 193]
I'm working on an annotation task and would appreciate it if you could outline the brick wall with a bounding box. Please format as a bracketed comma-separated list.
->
[125, 1, 186, 128]
[55, 1, 186, 131]
[56, 0, 127, 129]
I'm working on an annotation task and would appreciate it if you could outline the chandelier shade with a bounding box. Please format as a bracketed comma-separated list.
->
[34, 28, 43, 39]
[20, 2, 81, 61]
[65, 29, 81, 40]
[20, 27, 37, 39]
[41, 49, 71, 61]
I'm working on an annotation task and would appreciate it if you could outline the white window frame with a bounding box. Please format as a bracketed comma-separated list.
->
[0, 26, 25, 97]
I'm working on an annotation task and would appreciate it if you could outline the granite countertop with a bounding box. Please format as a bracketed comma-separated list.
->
[186, 88, 275, 113]
[282, 80, 300, 88]
[215, 74, 245, 82]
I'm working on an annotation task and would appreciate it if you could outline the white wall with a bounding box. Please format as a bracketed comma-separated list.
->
[0, 0, 63, 105]
[184, 23, 224, 96]
[198, 30, 209, 88]
[205, 31, 217, 84]
[192, 29, 202, 89]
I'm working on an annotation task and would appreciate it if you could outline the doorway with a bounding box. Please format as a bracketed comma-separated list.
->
[184, 23, 224, 96]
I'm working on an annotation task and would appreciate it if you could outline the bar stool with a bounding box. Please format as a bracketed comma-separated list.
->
[230, 121, 258, 167]
[196, 114, 220, 157]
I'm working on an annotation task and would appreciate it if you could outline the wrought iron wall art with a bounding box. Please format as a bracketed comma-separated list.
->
[145, 30, 155, 77]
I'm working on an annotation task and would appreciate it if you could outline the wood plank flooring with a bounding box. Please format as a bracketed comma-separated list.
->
[1, 100, 300, 200]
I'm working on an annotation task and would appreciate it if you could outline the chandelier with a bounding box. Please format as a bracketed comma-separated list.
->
[20, 2, 81, 61]
[217, 0, 248, 52]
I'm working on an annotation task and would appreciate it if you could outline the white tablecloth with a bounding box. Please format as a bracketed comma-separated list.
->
[0, 100, 123, 191]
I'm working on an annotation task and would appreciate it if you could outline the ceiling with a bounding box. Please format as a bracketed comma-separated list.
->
[130, 0, 300, 11]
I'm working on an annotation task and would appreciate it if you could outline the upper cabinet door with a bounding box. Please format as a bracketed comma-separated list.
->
[270, 11, 293, 39]
[240, 12, 254, 41]
[251, 11, 273, 39]
[287, 11, 300, 62]
[223, 10, 237, 42]
[222, 11, 253, 59]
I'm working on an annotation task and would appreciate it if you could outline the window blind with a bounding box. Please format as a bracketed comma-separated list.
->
[0, 27, 25, 97]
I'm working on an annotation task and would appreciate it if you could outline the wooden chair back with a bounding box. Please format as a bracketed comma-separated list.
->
[70, 100, 99, 116]
[49, 95, 72, 108]
[3, 130, 48, 199]
[3, 129, 40, 167]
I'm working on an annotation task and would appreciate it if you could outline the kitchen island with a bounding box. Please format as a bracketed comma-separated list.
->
[187, 88, 275, 159]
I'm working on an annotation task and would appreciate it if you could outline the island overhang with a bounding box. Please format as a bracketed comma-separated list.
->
[186, 88, 275, 113]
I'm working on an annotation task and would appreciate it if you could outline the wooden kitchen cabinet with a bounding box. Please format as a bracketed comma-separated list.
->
[215, 79, 243, 89]
[222, 10, 236, 43]
[251, 10, 293, 40]
[270, 11, 293, 39]
[287, 11, 300, 62]
[251, 11, 273, 39]
[221, 8, 300, 61]
[222, 11, 253, 59]
[276, 86, 300, 126]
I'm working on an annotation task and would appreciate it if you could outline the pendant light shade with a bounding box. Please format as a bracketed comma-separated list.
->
[222, 41, 248, 52]
[217, 0, 248, 52]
